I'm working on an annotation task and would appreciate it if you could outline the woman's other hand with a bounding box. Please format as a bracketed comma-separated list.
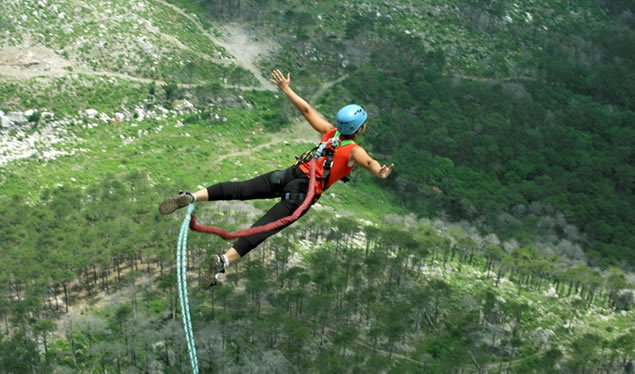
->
[378, 163, 394, 179]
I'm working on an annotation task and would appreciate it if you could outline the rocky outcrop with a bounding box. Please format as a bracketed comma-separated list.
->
[2, 111, 28, 128]
[0, 110, 77, 166]
[172, 99, 196, 113]
[0, 99, 213, 166]
[0, 111, 8, 128]
[530, 327, 555, 345]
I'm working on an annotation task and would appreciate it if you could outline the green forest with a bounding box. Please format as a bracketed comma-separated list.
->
[0, 0, 634, 372]
[197, 0, 635, 267]
[259, 0, 635, 268]
[1, 173, 634, 372]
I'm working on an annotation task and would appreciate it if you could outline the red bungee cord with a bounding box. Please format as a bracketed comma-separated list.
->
[188, 158, 316, 239]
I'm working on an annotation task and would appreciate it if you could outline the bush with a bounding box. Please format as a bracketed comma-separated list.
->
[164, 81, 179, 102]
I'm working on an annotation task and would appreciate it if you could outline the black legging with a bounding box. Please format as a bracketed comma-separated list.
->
[206, 165, 314, 257]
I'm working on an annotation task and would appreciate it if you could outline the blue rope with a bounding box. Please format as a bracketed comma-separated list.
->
[177, 204, 199, 374]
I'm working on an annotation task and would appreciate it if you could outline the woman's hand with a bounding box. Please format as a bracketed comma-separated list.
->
[270, 69, 291, 90]
[378, 163, 394, 179]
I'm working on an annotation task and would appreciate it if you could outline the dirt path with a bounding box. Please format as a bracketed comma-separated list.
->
[76, 70, 267, 91]
[0, 48, 265, 92]
[481, 348, 548, 373]
[1, 0, 279, 91]
[216, 73, 351, 164]
[453, 74, 537, 84]
[309, 74, 349, 103]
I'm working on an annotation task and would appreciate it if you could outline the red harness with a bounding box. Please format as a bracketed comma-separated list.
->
[299, 128, 357, 195]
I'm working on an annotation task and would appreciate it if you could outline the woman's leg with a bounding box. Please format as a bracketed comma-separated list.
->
[195, 170, 281, 202]
[202, 170, 310, 288]
[231, 172, 311, 256]
[160, 170, 280, 215]
[232, 199, 307, 258]
[224, 247, 241, 264]
[204, 200, 306, 288]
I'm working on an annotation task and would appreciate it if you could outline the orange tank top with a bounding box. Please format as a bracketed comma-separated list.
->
[299, 128, 357, 196]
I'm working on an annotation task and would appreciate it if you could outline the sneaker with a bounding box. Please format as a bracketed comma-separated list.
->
[159, 191, 194, 215]
[202, 254, 227, 289]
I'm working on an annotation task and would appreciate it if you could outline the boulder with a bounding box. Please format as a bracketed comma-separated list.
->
[99, 113, 110, 122]
[544, 286, 558, 298]
[113, 112, 125, 122]
[0, 111, 7, 128]
[84, 108, 98, 118]
[133, 107, 145, 121]
[531, 327, 555, 345]
[172, 99, 196, 113]
[221, 96, 242, 108]
[6, 112, 27, 126]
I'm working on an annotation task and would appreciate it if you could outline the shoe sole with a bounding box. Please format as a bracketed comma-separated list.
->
[202, 256, 221, 289]
[159, 194, 192, 215]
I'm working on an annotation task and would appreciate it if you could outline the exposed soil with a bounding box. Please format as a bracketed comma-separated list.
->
[0, 46, 73, 79]
[155, 0, 278, 91]
[0, 45, 266, 92]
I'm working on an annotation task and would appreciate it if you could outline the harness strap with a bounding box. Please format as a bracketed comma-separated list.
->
[284, 192, 306, 204]
[318, 131, 356, 191]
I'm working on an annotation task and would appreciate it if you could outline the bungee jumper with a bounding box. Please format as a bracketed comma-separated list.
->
[159, 69, 394, 288]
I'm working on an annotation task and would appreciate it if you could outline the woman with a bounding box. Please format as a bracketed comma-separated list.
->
[159, 69, 394, 287]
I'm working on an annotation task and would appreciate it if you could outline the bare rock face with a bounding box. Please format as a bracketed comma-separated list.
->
[172, 99, 196, 113]
[0, 111, 8, 128]
[4, 112, 27, 127]
[0, 46, 72, 78]
[84, 108, 99, 118]
[0, 109, 78, 166]
[113, 112, 125, 122]
[531, 327, 555, 345]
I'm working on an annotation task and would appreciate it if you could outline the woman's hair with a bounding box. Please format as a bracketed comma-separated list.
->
[340, 122, 366, 140]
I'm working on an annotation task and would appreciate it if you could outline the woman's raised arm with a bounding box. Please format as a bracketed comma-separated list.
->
[270, 69, 335, 135]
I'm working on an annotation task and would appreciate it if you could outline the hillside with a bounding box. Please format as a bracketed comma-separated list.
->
[248, 0, 635, 268]
[0, 0, 634, 373]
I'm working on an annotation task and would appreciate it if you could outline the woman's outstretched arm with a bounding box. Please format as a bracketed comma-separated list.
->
[351, 146, 394, 179]
[271, 69, 335, 135]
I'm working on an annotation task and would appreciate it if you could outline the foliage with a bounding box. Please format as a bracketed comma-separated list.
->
[1, 176, 633, 371]
[283, 0, 635, 267]
[1, 0, 634, 372]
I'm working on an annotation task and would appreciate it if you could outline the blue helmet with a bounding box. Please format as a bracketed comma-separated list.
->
[336, 104, 367, 135]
